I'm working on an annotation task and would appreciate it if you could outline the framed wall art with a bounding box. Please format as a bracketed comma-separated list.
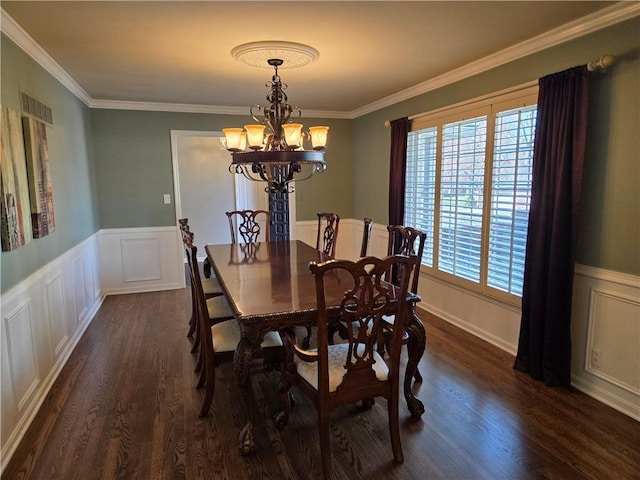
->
[23, 116, 55, 237]
[1, 106, 33, 251]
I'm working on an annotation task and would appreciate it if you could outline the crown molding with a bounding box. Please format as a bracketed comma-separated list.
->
[89, 100, 250, 115]
[1, 8, 92, 106]
[351, 2, 640, 118]
[89, 99, 351, 119]
[297, 109, 351, 120]
[3, 3, 638, 119]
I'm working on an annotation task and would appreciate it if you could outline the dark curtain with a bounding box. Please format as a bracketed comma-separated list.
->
[514, 66, 591, 386]
[388, 117, 410, 226]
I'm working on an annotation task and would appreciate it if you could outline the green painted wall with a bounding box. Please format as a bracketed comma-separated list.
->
[2, 16, 638, 293]
[91, 110, 353, 227]
[1, 35, 99, 292]
[353, 18, 640, 276]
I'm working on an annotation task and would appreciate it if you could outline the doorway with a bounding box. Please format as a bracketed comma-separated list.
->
[170, 130, 294, 254]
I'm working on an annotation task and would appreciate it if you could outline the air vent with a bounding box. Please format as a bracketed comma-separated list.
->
[20, 92, 53, 125]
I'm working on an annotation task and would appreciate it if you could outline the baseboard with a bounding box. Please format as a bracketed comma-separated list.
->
[571, 374, 640, 421]
[419, 303, 518, 356]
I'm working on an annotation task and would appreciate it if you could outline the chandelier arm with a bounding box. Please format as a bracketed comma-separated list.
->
[232, 163, 268, 184]
[240, 166, 259, 183]
[285, 162, 301, 184]
[250, 105, 263, 125]
[252, 162, 274, 184]
[283, 165, 318, 184]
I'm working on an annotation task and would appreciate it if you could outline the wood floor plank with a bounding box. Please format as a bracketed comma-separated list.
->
[3, 289, 638, 480]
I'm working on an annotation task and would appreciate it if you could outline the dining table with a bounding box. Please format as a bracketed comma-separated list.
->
[205, 240, 427, 455]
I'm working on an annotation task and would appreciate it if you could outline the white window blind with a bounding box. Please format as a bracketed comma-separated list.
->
[404, 86, 537, 303]
[439, 116, 487, 283]
[405, 126, 437, 267]
[487, 105, 537, 295]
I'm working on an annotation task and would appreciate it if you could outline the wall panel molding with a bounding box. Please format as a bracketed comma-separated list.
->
[585, 288, 640, 395]
[3, 299, 40, 413]
[44, 274, 68, 358]
[98, 227, 183, 295]
[121, 237, 162, 282]
[573, 267, 640, 420]
[0, 234, 103, 473]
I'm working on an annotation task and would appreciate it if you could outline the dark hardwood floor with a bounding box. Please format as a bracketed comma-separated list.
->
[3, 289, 639, 479]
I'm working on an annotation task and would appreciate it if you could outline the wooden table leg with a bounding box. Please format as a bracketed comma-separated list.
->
[234, 336, 257, 455]
[404, 312, 426, 418]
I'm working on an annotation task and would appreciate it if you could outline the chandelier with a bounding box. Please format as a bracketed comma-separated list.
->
[222, 57, 328, 194]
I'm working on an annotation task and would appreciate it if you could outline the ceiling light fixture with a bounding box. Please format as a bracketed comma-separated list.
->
[223, 43, 328, 194]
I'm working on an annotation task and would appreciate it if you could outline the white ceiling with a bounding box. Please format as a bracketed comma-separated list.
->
[1, 1, 634, 117]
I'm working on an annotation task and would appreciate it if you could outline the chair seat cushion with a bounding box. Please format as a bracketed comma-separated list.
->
[380, 314, 410, 343]
[206, 295, 234, 320]
[294, 343, 389, 392]
[202, 277, 224, 296]
[381, 314, 396, 325]
[211, 320, 282, 353]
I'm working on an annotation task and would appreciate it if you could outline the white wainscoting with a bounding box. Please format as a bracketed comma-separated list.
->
[294, 218, 364, 260]
[2, 223, 637, 474]
[291, 218, 380, 260]
[98, 227, 185, 294]
[571, 265, 640, 420]
[0, 234, 103, 472]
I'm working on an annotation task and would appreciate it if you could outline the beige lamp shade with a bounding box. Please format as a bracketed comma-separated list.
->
[223, 128, 245, 151]
[283, 123, 303, 148]
[309, 126, 329, 150]
[244, 124, 266, 150]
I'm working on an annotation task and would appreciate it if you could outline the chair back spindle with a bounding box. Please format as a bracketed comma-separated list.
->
[316, 212, 340, 257]
[360, 217, 373, 257]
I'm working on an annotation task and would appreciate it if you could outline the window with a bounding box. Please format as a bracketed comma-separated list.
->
[404, 87, 537, 303]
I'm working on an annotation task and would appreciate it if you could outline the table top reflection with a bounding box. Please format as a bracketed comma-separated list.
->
[205, 240, 343, 326]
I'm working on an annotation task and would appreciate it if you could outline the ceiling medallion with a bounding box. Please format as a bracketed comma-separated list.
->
[231, 41, 319, 69]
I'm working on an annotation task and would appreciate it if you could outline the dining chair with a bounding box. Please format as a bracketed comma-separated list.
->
[276, 254, 417, 480]
[226, 209, 270, 244]
[324, 217, 374, 346]
[315, 212, 340, 257]
[182, 230, 234, 381]
[179, 219, 224, 338]
[302, 212, 341, 348]
[202, 209, 270, 278]
[187, 239, 283, 417]
[180, 219, 224, 297]
[360, 217, 373, 257]
[379, 224, 427, 383]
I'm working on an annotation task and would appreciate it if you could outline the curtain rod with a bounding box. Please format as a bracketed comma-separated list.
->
[384, 54, 617, 127]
